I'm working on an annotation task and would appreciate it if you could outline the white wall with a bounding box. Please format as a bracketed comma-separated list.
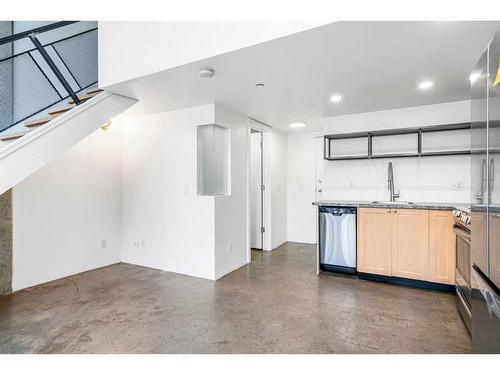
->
[287, 132, 320, 244]
[214, 105, 248, 279]
[12, 125, 122, 291]
[321, 100, 470, 134]
[287, 100, 471, 244]
[98, 21, 325, 88]
[12, 101, 252, 288]
[120, 104, 216, 280]
[270, 129, 287, 249]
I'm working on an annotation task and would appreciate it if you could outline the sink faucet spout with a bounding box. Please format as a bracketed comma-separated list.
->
[388, 161, 400, 202]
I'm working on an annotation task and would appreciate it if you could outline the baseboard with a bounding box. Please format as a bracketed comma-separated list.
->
[357, 272, 455, 293]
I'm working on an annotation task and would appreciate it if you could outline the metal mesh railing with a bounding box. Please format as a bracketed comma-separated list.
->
[0, 58, 14, 131]
[0, 23, 97, 133]
[52, 29, 97, 90]
[0, 53, 62, 131]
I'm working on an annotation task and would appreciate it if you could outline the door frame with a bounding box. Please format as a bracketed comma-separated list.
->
[250, 129, 263, 250]
[246, 118, 272, 263]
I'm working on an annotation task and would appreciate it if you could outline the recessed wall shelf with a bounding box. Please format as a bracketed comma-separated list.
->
[324, 123, 471, 160]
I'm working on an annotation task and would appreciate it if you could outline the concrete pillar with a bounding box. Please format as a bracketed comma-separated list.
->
[0, 189, 13, 296]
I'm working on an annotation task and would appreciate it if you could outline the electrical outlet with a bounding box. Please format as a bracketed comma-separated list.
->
[141, 240, 146, 248]
[452, 182, 464, 191]
[100, 239, 107, 249]
[227, 241, 233, 253]
[133, 240, 139, 248]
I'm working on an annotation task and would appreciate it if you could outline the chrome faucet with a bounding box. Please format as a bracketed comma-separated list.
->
[388, 161, 400, 202]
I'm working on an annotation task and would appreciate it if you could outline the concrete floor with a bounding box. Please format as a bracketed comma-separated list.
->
[0, 242, 471, 353]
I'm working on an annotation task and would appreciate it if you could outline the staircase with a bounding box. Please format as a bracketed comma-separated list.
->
[0, 90, 137, 196]
[0, 88, 103, 145]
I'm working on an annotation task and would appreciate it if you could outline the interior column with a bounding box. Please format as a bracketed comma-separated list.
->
[0, 189, 13, 296]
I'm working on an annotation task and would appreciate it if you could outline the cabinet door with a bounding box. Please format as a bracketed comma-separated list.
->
[490, 213, 500, 287]
[392, 209, 429, 280]
[357, 208, 393, 276]
[428, 210, 455, 285]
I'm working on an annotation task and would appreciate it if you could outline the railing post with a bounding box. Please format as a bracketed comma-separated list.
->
[28, 33, 81, 105]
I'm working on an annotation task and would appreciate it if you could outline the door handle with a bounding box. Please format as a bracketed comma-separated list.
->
[477, 159, 487, 202]
[490, 158, 495, 193]
[453, 224, 471, 242]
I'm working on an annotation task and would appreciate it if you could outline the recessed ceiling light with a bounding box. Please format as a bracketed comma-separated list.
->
[418, 80, 433, 90]
[330, 94, 342, 103]
[289, 122, 306, 128]
[255, 83, 265, 88]
[469, 72, 481, 84]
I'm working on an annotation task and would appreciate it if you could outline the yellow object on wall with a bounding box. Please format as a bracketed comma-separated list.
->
[495, 56, 500, 87]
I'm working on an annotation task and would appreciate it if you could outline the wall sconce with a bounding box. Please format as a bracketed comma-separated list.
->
[101, 120, 112, 131]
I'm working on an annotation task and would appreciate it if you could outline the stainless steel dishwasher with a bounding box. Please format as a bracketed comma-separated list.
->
[319, 206, 357, 274]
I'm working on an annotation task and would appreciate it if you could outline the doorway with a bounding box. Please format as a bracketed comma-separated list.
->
[250, 129, 263, 250]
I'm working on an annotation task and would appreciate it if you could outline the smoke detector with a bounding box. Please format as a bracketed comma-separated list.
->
[199, 68, 215, 78]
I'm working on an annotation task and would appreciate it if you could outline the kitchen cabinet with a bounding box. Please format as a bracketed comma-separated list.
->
[392, 209, 429, 281]
[490, 213, 500, 287]
[428, 210, 455, 284]
[357, 208, 455, 285]
[357, 208, 393, 276]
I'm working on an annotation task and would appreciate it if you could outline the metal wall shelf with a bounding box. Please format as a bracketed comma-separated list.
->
[324, 122, 471, 160]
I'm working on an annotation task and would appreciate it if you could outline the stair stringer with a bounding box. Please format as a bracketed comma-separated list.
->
[0, 92, 137, 195]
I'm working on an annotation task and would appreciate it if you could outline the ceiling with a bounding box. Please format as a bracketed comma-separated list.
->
[108, 21, 500, 132]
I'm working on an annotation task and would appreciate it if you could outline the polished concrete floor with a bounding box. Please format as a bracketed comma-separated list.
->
[0, 242, 471, 353]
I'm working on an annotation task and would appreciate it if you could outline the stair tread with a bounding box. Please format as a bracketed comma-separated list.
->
[24, 114, 60, 127]
[86, 87, 102, 95]
[68, 91, 101, 104]
[48, 104, 75, 115]
[0, 130, 31, 141]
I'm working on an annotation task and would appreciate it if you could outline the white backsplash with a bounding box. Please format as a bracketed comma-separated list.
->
[317, 154, 471, 203]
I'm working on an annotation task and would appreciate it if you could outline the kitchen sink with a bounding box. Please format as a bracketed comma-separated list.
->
[371, 201, 415, 205]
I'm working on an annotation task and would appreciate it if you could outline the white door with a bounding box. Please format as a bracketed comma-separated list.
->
[250, 131, 263, 249]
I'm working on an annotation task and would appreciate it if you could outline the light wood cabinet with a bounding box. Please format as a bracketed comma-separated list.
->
[392, 209, 429, 281]
[357, 207, 455, 285]
[490, 213, 500, 287]
[428, 210, 455, 284]
[357, 208, 394, 276]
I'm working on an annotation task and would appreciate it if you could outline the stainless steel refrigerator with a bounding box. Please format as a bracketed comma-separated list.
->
[470, 30, 500, 353]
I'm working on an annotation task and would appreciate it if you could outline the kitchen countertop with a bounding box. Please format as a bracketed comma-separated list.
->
[313, 200, 470, 212]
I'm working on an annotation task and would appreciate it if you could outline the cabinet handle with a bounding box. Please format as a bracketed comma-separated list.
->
[393, 209, 398, 213]
[387, 209, 391, 213]
[490, 158, 495, 193]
